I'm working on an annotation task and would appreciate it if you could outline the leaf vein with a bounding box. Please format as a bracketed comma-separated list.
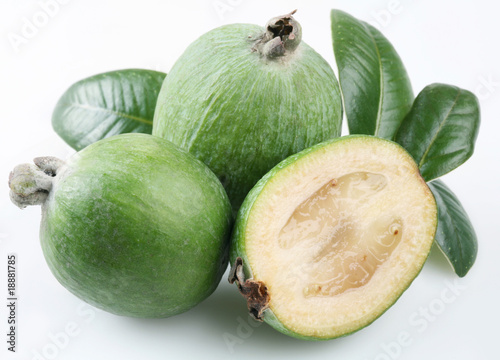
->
[62, 103, 152, 126]
[418, 89, 462, 168]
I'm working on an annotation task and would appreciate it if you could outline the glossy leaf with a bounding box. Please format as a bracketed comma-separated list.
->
[395, 83, 480, 181]
[428, 180, 478, 277]
[331, 9, 413, 139]
[52, 69, 166, 150]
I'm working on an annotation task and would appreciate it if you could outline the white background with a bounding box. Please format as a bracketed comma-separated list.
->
[1, 1, 499, 359]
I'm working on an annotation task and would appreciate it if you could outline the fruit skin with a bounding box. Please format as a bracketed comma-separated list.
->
[230, 135, 437, 340]
[11, 133, 232, 317]
[153, 18, 343, 211]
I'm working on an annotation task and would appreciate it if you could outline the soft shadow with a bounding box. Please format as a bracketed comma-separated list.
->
[425, 242, 455, 274]
[113, 275, 360, 354]
[193, 279, 348, 352]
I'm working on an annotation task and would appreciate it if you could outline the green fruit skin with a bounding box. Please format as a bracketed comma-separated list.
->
[230, 135, 437, 340]
[153, 23, 343, 211]
[41, 133, 232, 317]
[52, 69, 166, 151]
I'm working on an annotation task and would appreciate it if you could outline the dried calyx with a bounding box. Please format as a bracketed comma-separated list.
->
[9, 156, 65, 208]
[252, 10, 302, 59]
[228, 257, 270, 321]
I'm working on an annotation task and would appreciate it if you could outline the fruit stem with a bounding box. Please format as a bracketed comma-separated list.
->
[228, 257, 270, 321]
[9, 156, 65, 209]
[252, 9, 302, 59]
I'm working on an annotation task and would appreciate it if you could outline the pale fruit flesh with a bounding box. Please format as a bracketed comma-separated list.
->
[279, 171, 402, 298]
[242, 136, 437, 339]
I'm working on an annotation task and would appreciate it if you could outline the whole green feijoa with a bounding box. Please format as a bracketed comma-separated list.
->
[8, 133, 232, 318]
[153, 11, 343, 211]
[52, 69, 166, 151]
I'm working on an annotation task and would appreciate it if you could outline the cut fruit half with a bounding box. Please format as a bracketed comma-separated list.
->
[229, 135, 437, 340]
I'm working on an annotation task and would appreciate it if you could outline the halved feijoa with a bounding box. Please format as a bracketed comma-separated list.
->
[229, 135, 437, 340]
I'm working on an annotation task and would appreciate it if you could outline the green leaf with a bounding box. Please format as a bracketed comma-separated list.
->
[331, 9, 413, 139]
[52, 69, 166, 151]
[428, 180, 478, 277]
[395, 83, 480, 181]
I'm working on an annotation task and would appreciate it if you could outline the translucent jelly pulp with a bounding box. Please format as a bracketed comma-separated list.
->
[278, 172, 403, 298]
